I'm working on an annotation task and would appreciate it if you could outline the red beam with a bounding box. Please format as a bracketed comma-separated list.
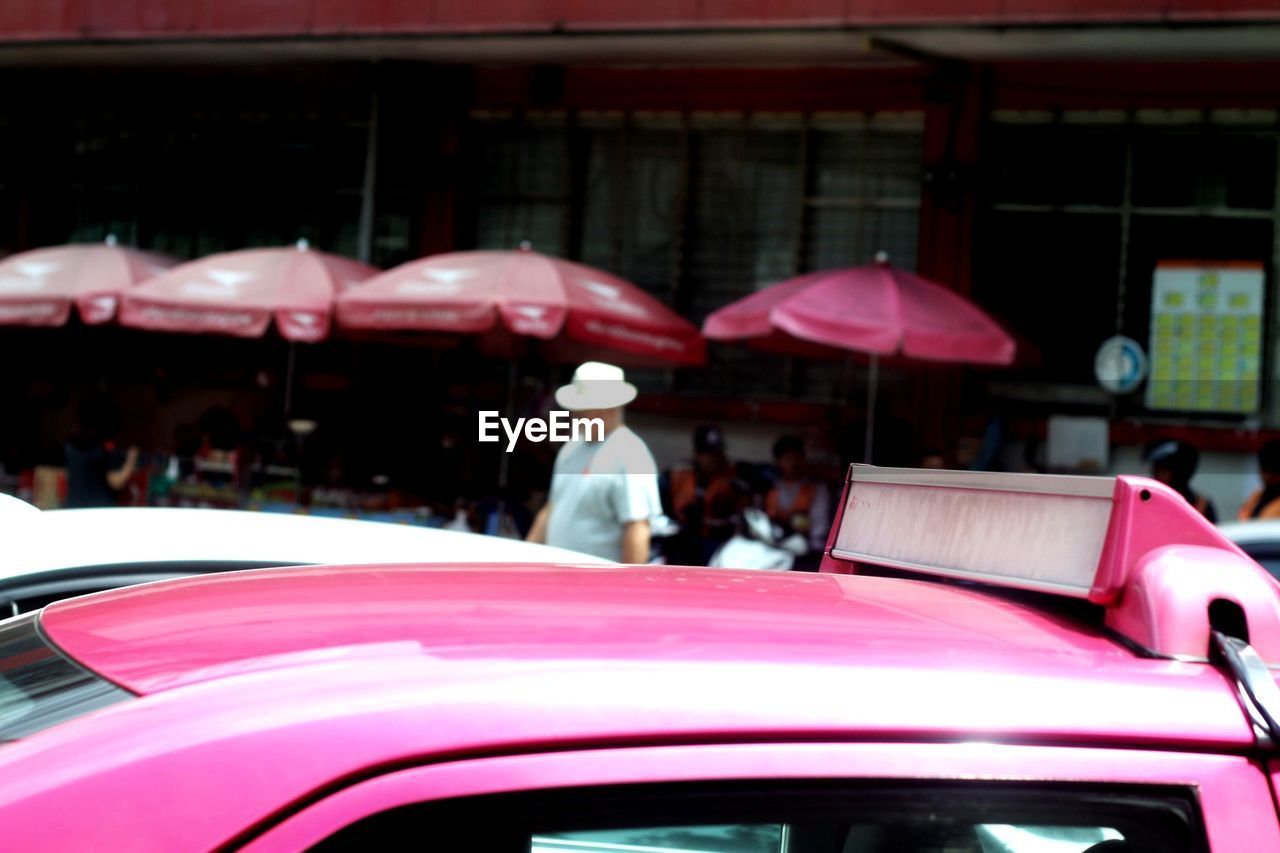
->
[990, 61, 1280, 109]
[473, 66, 932, 112]
[3, 1, 1280, 41]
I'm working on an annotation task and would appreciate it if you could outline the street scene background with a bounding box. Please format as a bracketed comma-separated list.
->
[3, 1, 1279, 550]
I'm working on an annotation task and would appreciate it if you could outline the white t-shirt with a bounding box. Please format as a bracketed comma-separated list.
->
[546, 425, 661, 562]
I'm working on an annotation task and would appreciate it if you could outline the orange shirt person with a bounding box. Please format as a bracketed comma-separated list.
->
[668, 426, 739, 538]
[663, 426, 743, 565]
[764, 434, 831, 555]
[1239, 439, 1280, 521]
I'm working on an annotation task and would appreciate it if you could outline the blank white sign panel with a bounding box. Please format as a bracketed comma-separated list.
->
[830, 469, 1116, 596]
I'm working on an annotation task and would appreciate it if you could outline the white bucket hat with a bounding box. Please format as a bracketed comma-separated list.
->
[554, 361, 638, 411]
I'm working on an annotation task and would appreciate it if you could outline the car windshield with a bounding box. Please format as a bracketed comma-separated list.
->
[0, 613, 132, 742]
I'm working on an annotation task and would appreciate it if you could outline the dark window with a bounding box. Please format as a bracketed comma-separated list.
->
[1131, 130, 1276, 212]
[310, 781, 1206, 853]
[988, 121, 1127, 208]
[473, 118, 572, 255]
[0, 613, 132, 742]
[0, 68, 391, 263]
[579, 124, 684, 298]
[979, 112, 1279, 418]
[468, 111, 924, 402]
[976, 210, 1120, 385]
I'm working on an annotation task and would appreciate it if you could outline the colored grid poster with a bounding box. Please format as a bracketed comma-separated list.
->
[1145, 262, 1264, 413]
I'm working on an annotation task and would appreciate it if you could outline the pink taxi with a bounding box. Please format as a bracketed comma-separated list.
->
[2, 467, 1279, 852]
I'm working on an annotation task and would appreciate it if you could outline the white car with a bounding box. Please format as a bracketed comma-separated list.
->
[1217, 519, 1280, 579]
[0, 504, 607, 615]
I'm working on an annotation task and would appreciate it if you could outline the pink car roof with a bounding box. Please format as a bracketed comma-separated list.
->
[39, 563, 1249, 748]
[1, 563, 1255, 851]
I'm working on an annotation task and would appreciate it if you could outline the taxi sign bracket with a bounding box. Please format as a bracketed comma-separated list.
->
[1211, 630, 1280, 752]
[822, 465, 1280, 667]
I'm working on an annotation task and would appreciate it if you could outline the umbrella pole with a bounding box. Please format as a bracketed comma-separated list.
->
[494, 358, 519, 537]
[864, 354, 879, 463]
[497, 358, 517, 492]
[283, 341, 298, 418]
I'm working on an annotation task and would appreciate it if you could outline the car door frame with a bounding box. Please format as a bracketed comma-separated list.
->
[233, 741, 1277, 852]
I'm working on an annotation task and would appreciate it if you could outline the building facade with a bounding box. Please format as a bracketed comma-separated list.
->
[4, 2, 1280, 508]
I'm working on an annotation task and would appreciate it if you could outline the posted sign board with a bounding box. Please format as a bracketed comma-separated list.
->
[1145, 261, 1264, 414]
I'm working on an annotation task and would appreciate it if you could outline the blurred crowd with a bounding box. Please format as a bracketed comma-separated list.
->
[655, 426, 831, 570]
[13, 371, 1280, 571]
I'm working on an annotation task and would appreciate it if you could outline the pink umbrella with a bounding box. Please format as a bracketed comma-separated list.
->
[703, 254, 1015, 460]
[120, 240, 378, 343]
[335, 247, 705, 366]
[0, 237, 177, 327]
[704, 256, 1014, 364]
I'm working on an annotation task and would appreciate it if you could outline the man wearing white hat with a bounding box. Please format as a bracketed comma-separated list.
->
[526, 361, 662, 563]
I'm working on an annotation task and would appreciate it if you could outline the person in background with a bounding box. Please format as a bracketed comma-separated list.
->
[1146, 439, 1216, 523]
[64, 394, 139, 508]
[918, 448, 948, 469]
[1240, 439, 1280, 521]
[955, 411, 1006, 472]
[765, 434, 832, 568]
[664, 425, 743, 564]
[526, 362, 661, 563]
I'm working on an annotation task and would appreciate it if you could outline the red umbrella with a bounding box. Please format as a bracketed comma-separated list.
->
[335, 247, 705, 366]
[703, 254, 1015, 460]
[0, 237, 177, 327]
[704, 255, 1014, 364]
[120, 240, 378, 343]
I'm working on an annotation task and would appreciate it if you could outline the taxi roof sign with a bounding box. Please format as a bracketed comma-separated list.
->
[822, 466, 1250, 605]
[827, 467, 1114, 598]
[821, 465, 1280, 673]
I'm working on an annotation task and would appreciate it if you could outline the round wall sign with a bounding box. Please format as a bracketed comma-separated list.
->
[1094, 335, 1147, 394]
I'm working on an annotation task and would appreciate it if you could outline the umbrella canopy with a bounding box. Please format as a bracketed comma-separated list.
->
[703, 256, 1015, 463]
[336, 248, 705, 366]
[120, 241, 378, 342]
[0, 238, 177, 327]
[703, 257, 1015, 365]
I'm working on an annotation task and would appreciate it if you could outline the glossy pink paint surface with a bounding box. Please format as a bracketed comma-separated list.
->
[4, 564, 1259, 850]
[1107, 543, 1280, 661]
[817, 472, 1280, 665]
[1094, 476, 1253, 602]
[42, 563, 1243, 722]
[244, 743, 1280, 853]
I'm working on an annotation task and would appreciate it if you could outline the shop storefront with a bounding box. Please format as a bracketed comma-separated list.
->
[4, 3, 1280, 513]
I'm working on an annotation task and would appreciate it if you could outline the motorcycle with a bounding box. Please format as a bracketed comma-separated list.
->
[707, 506, 808, 571]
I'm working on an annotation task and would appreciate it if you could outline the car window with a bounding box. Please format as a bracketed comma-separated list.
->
[310, 781, 1205, 853]
[535, 825, 783, 852]
[0, 613, 133, 741]
[534, 824, 1123, 853]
